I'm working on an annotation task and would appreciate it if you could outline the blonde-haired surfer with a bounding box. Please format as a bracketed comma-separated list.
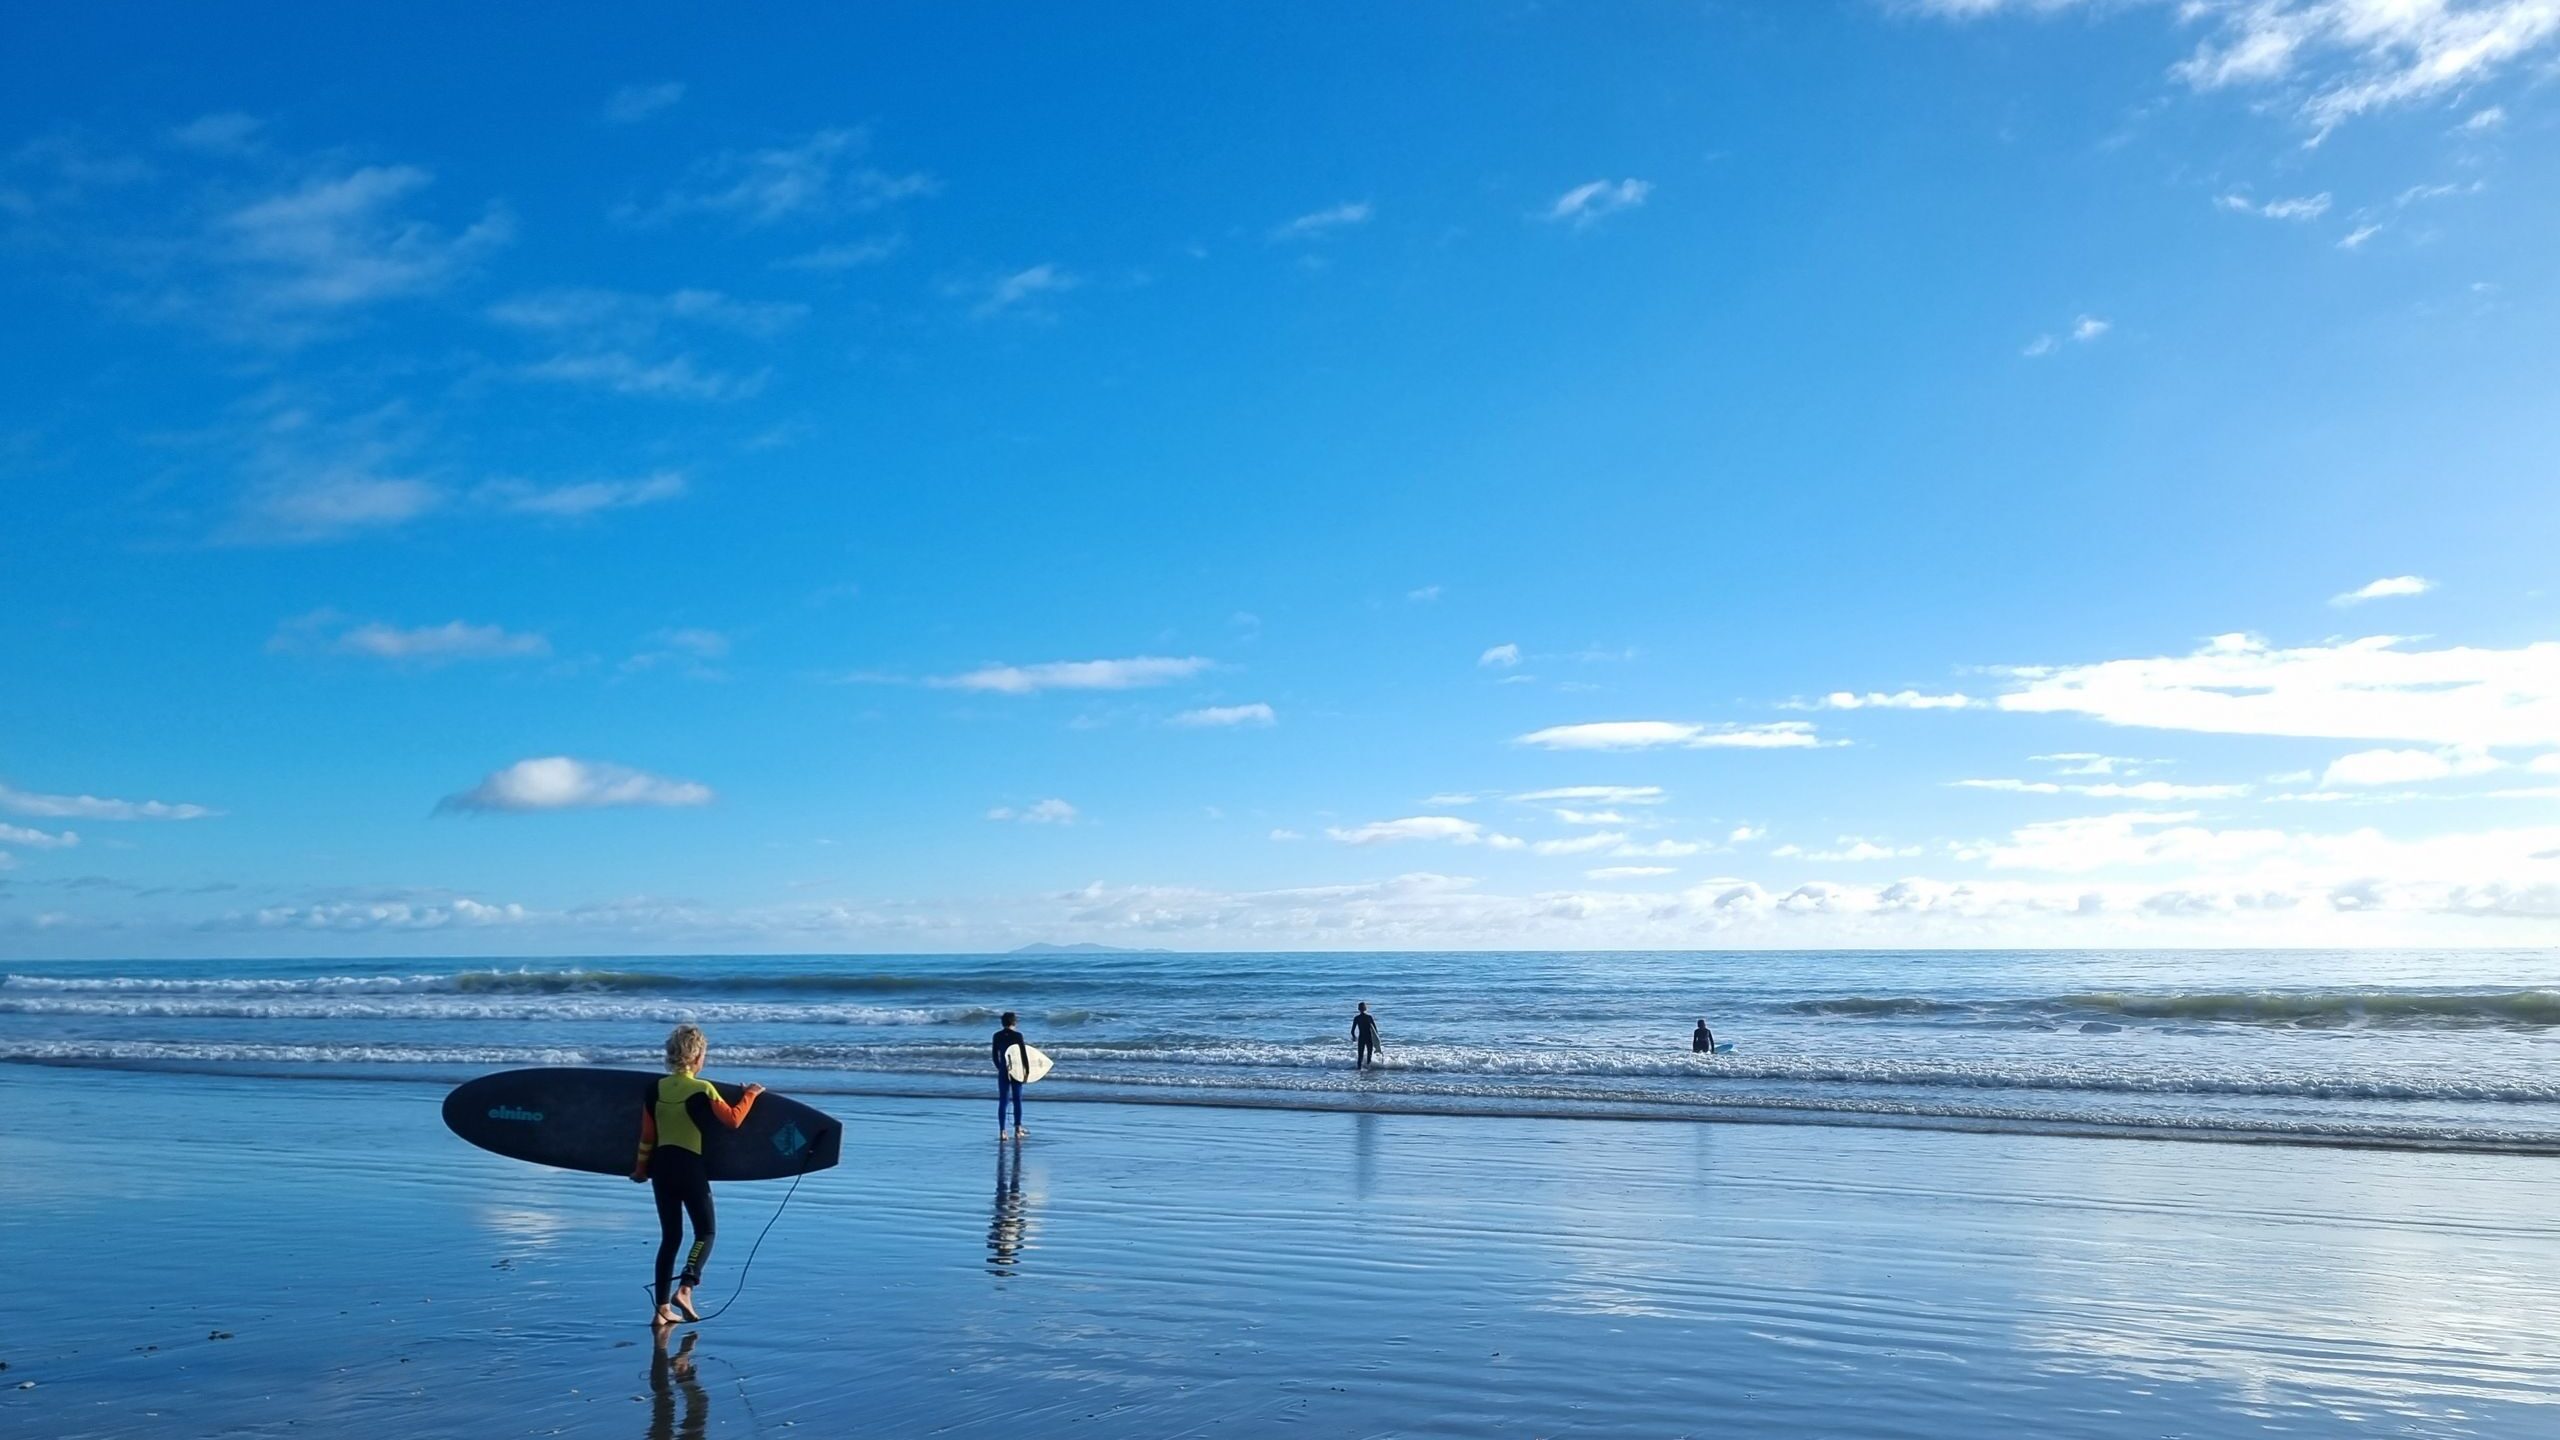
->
[633, 1024, 764, 1327]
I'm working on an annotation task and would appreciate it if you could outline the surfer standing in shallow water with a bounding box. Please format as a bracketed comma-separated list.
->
[633, 1023, 763, 1328]
[1353, 1002, 1381, 1070]
[994, 1012, 1029, 1140]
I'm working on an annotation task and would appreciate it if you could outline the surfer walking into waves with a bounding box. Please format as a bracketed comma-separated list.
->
[633, 1023, 763, 1328]
[1353, 1002, 1382, 1070]
[1692, 1018, 1716, 1054]
[995, 1011, 1030, 1140]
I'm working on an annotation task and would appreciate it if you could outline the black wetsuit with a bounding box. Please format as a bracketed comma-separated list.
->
[993, 1026, 1027, 1130]
[1693, 1024, 1715, 1053]
[1353, 1012, 1380, 1069]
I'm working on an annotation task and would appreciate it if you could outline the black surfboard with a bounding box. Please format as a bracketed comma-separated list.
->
[443, 1067, 842, 1181]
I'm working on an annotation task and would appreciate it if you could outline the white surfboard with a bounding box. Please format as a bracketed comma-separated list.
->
[1005, 1044, 1054, 1084]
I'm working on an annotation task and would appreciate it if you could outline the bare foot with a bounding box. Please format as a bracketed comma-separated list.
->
[652, 1305, 680, 1329]
[1013, 1126, 1029, 1137]
[672, 1287, 701, 1322]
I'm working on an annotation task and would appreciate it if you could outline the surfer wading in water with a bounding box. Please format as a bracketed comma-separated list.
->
[633, 1023, 764, 1328]
[994, 1011, 1030, 1140]
[1692, 1018, 1716, 1054]
[1353, 1002, 1382, 1070]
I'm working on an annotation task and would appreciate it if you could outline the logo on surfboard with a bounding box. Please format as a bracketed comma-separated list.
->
[487, 1105, 545, 1123]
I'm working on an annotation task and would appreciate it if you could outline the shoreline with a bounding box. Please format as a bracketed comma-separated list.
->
[10, 1055, 2560, 1158]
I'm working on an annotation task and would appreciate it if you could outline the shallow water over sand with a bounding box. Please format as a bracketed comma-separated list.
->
[5, 1070, 2557, 1438]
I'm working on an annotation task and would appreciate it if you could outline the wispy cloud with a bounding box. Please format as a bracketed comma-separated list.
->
[969, 262, 1078, 318]
[604, 82, 686, 124]
[2218, 191, 2332, 221]
[0, 781, 217, 821]
[777, 235, 905, 270]
[1514, 720, 1826, 751]
[271, 611, 549, 663]
[476, 472, 688, 517]
[1953, 777, 2253, 800]
[1996, 633, 2560, 747]
[1479, 643, 1522, 668]
[210, 165, 512, 331]
[1171, 703, 1276, 728]
[1512, 785, 1667, 806]
[989, 798, 1078, 824]
[0, 823, 79, 850]
[2320, 747, 2501, 788]
[2332, 574, 2432, 606]
[2023, 314, 2110, 358]
[930, 656, 1212, 695]
[1271, 200, 1371, 241]
[1327, 815, 1523, 848]
[519, 352, 766, 400]
[1406, 585, 1443, 603]
[1916, 2, 2560, 132]
[631, 128, 933, 226]
[1810, 690, 1980, 710]
[438, 757, 713, 814]
[1543, 178, 1650, 226]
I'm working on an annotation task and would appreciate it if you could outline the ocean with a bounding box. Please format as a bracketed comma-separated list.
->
[8, 948, 2556, 1150]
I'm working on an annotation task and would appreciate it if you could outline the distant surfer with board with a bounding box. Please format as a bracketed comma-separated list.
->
[1353, 1002, 1382, 1070]
[632, 1024, 764, 1328]
[1692, 1018, 1716, 1054]
[994, 1012, 1030, 1140]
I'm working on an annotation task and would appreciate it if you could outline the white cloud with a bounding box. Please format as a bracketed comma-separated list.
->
[1774, 839, 1922, 863]
[1589, 866, 1675, 879]
[476, 473, 689, 517]
[931, 655, 1211, 695]
[604, 82, 686, 124]
[1727, 825, 1765, 844]
[635, 128, 933, 226]
[2320, 747, 2502, 788]
[1270, 828, 1305, 841]
[971, 263, 1077, 318]
[1543, 178, 1651, 226]
[1551, 809, 1631, 825]
[1512, 785, 1667, 806]
[232, 467, 443, 542]
[490, 287, 807, 341]
[2071, 314, 2111, 342]
[989, 798, 1078, 825]
[0, 782, 217, 821]
[331, 620, 549, 662]
[1917, 3, 2560, 131]
[2331, 574, 2433, 605]
[1423, 793, 1482, 807]
[2461, 105, 2507, 132]
[2533, 754, 2560, 776]
[1983, 810, 2294, 873]
[1533, 830, 1629, 856]
[1407, 585, 1444, 603]
[1613, 839, 1703, 859]
[778, 236, 905, 270]
[1327, 816, 1522, 848]
[518, 352, 765, 400]
[2338, 222, 2383, 249]
[1171, 703, 1276, 728]
[1815, 690, 1979, 710]
[2023, 334, 2059, 358]
[1272, 201, 1371, 240]
[1995, 633, 2560, 748]
[1954, 777, 2254, 800]
[438, 757, 713, 814]
[1515, 720, 1825, 751]
[1479, 643, 1522, 668]
[0, 823, 77, 850]
[216, 165, 512, 319]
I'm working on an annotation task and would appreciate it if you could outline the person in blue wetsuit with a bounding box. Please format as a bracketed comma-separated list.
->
[993, 1012, 1029, 1140]
[631, 1023, 763, 1328]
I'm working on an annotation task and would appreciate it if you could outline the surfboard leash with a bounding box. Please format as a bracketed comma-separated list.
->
[640, 1143, 821, 1325]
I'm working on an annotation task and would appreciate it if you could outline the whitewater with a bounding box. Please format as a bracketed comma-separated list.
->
[5, 948, 2557, 1151]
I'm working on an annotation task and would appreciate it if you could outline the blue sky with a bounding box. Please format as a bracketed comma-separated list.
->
[5, 1, 2558, 956]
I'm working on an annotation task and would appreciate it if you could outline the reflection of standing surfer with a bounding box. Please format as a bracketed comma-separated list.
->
[988, 1139, 1028, 1274]
[647, 1328, 708, 1440]
[633, 1024, 763, 1328]
[994, 1011, 1029, 1140]
[1353, 1003, 1381, 1070]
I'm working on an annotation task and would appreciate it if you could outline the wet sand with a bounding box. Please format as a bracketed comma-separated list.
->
[4, 1067, 2557, 1437]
